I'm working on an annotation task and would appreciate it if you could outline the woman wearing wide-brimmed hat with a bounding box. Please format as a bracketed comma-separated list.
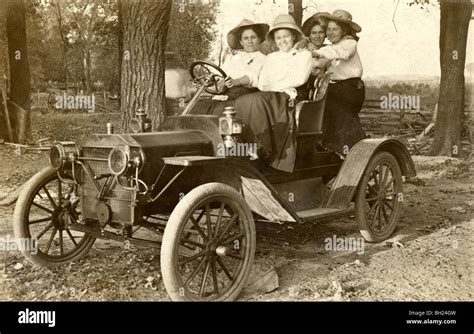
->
[312, 9, 366, 155]
[190, 19, 269, 115]
[301, 12, 330, 54]
[231, 14, 313, 172]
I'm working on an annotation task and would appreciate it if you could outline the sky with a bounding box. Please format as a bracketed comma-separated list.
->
[212, 0, 474, 80]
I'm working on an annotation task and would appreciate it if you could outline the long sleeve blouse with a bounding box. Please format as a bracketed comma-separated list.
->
[316, 36, 363, 80]
[221, 51, 266, 88]
[257, 49, 313, 99]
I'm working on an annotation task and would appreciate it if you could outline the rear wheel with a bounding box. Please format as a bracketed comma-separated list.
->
[355, 152, 403, 242]
[13, 167, 96, 267]
[161, 183, 256, 301]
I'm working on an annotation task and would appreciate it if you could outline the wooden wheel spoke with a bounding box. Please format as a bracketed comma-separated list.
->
[180, 237, 206, 249]
[34, 222, 54, 240]
[179, 250, 206, 266]
[220, 233, 244, 246]
[385, 200, 394, 211]
[365, 196, 378, 202]
[44, 227, 57, 254]
[214, 203, 225, 239]
[29, 216, 52, 225]
[32, 202, 53, 215]
[370, 205, 380, 228]
[184, 255, 207, 286]
[205, 204, 212, 240]
[367, 201, 379, 217]
[216, 257, 233, 281]
[210, 258, 219, 295]
[59, 230, 64, 255]
[65, 229, 78, 246]
[382, 205, 390, 227]
[189, 215, 207, 242]
[215, 213, 238, 244]
[42, 187, 57, 209]
[199, 259, 211, 297]
[227, 252, 242, 260]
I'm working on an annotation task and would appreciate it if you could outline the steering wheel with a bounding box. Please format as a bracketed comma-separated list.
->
[190, 61, 228, 95]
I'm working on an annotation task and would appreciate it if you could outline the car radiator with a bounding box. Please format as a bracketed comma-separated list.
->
[80, 146, 137, 225]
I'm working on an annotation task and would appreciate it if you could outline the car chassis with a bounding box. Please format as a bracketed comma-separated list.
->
[13, 61, 416, 301]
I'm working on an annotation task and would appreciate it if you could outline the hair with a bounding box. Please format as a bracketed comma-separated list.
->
[309, 17, 328, 33]
[329, 20, 359, 41]
[238, 27, 261, 41]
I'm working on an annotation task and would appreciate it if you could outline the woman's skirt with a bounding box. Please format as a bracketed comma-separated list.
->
[232, 91, 297, 173]
[322, 78, 366, 154]
[189, 86, 258, 116]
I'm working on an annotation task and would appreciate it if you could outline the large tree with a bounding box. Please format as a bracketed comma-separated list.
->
[430, 0, 471, 157]
[120, 0, 172, 131]
[288, 0, 303, 26]
[6, 0, 32, 144]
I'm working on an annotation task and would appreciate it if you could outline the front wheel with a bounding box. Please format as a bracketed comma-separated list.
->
[355, 151, 404, 242]
[13, 167, 96, 267]
[161, 183, 256, 301]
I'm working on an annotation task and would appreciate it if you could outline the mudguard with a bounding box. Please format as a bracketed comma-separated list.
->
[163, 156, 300, 223]
[324, 138, 416, 209]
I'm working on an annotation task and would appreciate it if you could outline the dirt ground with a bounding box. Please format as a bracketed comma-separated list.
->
[0, 113, 472, 301]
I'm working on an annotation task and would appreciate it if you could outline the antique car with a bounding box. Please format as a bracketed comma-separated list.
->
[13, 61, 416, 301]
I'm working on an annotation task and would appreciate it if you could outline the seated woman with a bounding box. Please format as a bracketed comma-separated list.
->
[190, 19, 268, 115]
[232, 14, 313, 173]
[312, 10, 367, 155]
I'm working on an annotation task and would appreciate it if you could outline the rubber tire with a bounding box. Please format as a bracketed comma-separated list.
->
[161, 182, 256, 301]
[13, 167, 96, 267]
[355, 151, 403, 242]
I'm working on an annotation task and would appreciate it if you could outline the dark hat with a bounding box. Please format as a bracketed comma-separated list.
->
[302, 12, 330, 36]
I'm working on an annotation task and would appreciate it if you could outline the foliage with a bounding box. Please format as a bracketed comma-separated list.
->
[166, 1, 218, 69]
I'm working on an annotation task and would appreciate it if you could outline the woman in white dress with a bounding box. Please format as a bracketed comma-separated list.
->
[191, 19, 268, 115]
[232, 14, 313, 172]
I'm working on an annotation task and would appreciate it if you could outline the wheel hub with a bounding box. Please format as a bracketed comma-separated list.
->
[52, 200, 72, 230]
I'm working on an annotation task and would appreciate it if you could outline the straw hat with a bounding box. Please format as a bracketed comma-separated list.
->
[265, 14, 305, 44]
[227, 19, 270, 50]
[318, 9, 361, 33]
[302, 12, 330, 36]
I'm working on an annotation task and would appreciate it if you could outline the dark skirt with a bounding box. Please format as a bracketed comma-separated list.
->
[189, 86, 259, 116]
[232, 91, 297, 173]
[322, 78, 366, 154]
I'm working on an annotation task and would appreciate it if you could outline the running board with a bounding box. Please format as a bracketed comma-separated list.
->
[297, 207, 353, 222]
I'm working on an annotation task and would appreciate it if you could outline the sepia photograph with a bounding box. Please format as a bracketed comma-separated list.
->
[0, 0, 473, 329]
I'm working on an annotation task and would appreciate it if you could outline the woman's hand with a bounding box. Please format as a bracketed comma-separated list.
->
[224, 76, 240, 88]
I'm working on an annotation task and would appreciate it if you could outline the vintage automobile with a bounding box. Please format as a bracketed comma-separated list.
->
[13, 61, 416, 301]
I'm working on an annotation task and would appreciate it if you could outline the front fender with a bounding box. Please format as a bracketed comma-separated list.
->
[161, 156, 300, 223]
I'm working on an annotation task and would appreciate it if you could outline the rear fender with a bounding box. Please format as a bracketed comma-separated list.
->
[324, 138, 416, 209]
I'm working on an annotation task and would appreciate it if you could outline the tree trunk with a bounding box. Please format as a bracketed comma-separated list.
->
[6, 0, 32, 144]
[120, 0, 172, 131]
[118, 0, 123, 106]
[430, 0, 471, 157]
[288, 0, 303, 26]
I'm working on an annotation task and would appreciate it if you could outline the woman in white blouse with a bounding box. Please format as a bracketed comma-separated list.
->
[312, 10, 366, 154]
[232, 14, 313, 172]
[191, 19, 268, 115]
